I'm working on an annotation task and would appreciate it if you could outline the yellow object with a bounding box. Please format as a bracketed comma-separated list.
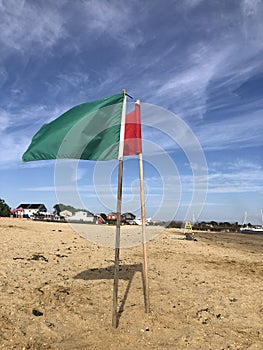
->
[183, 221, 195, 236]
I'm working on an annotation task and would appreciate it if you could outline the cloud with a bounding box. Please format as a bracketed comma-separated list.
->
[83, 0, 144, 49]
[149, 38, 239, 120]
[0, 67, 8, 87]
[207, 158, 263, 194]
[56, 72, 90, 89]
[208, 173, 263, 194]
[0, 103, 71, 169]
[0, 133, 28, 166]
[181, 0, 206, 9]
[0, 109, 12, 131]
[242, 0, 263, 44]
[196, 110, 263, 150]
[0, 1, 66, 56]
[227, 159, 262, 171]
[139, 1, 263, 123]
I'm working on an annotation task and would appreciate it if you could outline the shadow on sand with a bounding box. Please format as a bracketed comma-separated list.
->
[74, 263, 146, 327]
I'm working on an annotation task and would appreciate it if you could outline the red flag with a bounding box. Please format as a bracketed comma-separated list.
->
[124, 102, 142, 156]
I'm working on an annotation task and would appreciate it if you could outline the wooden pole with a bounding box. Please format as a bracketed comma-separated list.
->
[139, 152, 150, 313]
[112, 158, 124, 328]
[112, 90, 126, 328]
[137, 100, 150, 313]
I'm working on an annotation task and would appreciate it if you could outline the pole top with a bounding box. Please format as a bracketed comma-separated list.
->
[136, 99, 140, 105]
[122, 89, 126, 95]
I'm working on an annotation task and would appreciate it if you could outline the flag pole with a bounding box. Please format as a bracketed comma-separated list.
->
[112, 158, 123, 328]
[112, 89, 126, 328]
[137, 99, 150, 313]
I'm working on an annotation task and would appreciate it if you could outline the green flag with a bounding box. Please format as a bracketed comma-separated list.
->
[22, 93, 125, 162]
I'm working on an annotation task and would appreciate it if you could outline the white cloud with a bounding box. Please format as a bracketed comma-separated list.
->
[0, 133, 28, 165]
[0, 104, 70, 168]
[0, 67, 8, 87]
[227, 159, 262, 171]
[154, 41, 236, 119]
[207, 158, 263, 194]
[43, 72, 92, 101]
[56, 72, 90, 88]
[197, 110, 263, 150]
[182, 0, 206, 9]
[242, 0, 261, 15]
[145, 1, 263, 123]
[0, 109, 12, 131]
[241, 0, 263, 46]
[83, 0, 144, 48]
[0, 1, 66, 55]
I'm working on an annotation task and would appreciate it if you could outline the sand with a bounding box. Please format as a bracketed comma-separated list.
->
[0, 217, 262, 349]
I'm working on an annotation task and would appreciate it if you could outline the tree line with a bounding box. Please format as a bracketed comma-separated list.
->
[165, 220, 241, 232]
[0, 198, 11, 217]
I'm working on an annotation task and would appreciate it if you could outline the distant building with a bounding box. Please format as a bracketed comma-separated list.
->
[99, 213, 107, 221]
[106, 212, 136, 224]
[16, 204, 47, 218]
[107, 213, 117, 221]
[94, 213, 107, 224]
[66, 211, 94, 223]
[122, 212, 136, 223]
[60, 210, 73, 217]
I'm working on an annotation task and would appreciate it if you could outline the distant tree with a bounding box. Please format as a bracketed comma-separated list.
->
[53, 204, 62, 215]
[166, 221, 183, 229]
[223, 222, 231, 227]
[210, 221, 218, 227]
[0, 198, 11, 217]
[53, 203, 88, 215]
[231, 222, 239, 232]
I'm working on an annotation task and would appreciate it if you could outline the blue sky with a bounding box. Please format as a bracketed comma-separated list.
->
[0, 0, 262, 224]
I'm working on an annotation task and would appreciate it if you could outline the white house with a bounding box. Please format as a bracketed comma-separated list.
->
[66, 211, 94, 223]
[60, 210, 73, 217]
[16, 204, 47, 218]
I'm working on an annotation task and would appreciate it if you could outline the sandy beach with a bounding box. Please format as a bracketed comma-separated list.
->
[0, 217, 262, 349]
